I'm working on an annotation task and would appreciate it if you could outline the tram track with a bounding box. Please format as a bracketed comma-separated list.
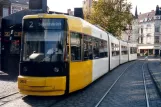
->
[142, 60, 161, 107]
[147, 61, 161, 98]
[0, 92, 25, 106]
[142, 61, 150, 107]
[94, 60, 137, 107]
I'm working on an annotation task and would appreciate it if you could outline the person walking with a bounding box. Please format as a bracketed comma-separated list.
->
[144, 51, 148, 60]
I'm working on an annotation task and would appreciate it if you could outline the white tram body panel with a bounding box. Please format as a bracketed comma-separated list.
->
[85, 22, 109, 82]
[120, 40, 128, 64]
[109, 34, 120, 70]
[128, 43, 137, 61]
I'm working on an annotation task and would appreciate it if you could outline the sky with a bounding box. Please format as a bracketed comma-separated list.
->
[47, 0, 83, 13]
[47, 0, 161, 14]
[128, 0, 160, 15]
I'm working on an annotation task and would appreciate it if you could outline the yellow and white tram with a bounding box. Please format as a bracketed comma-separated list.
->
[18, 14, 137, 96]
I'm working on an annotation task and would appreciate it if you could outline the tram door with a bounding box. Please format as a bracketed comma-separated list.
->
[2, 30, 21, 75]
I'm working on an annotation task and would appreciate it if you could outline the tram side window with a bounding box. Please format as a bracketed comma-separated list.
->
[83, 35, 89, 60]
[99, 40, 108, 58]
[66, 35, 69, 61]
[121, 46, 127, 55]
[83, 35, 93, 60]
[134, 47, 137, 53]
[116, 44, 120, 56]
[130, 47, 137, 54]
[88, 37, 93, 60]
[130, 47, 133, 54]
[111, 43, 115, 56]
[112, 43, 119, 56]
[104, 41, 108, 57]
[132, 47, 137, 54]
[93, 38, 100, 59]
[71, 32, 82, 61]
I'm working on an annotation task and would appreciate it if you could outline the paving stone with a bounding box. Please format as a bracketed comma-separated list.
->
[0, 71, 18, 98]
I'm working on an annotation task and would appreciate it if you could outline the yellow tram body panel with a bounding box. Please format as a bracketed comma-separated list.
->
[18, 76, 66, 96]
[69, 60, 93, 93]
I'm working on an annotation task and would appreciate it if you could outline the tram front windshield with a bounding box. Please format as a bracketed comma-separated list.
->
[22, 18, 66, 62]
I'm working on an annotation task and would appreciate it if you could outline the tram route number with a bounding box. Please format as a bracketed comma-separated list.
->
[4, 32, 22, 37]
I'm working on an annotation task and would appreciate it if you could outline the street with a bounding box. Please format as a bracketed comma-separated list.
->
[0, 58, 161, 107]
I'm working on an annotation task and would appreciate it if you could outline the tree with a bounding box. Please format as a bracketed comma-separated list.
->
[86, 0, 133, 37]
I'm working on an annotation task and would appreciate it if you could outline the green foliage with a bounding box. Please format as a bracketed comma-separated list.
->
[85, 0, 133, 37]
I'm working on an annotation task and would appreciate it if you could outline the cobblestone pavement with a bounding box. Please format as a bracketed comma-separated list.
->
[148, 59, 161, 96]
[98, 61, 146, 107]
[98, 60, 161, 107]
[144, 61, 161, 107]
[0, 71, 18, 98]
[1, 61, 134, 107]
[1, 59, 161, 107]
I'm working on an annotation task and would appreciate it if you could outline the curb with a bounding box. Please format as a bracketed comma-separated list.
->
[147, 62, 161, 97]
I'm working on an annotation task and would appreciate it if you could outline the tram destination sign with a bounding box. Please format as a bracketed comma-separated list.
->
[23, 19, 65, 30]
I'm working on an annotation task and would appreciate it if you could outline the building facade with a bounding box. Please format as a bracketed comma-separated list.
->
[0, 0, 10, 28]
[10, 0, 29, 14]
[83, 0, 93, 14]
[0, 0, 29, 27]
[135, 5, 161, 56]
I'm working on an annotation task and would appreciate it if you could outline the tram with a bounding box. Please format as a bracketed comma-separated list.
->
[18, 14, 137, 96]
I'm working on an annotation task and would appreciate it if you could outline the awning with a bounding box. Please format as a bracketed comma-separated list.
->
[138, 45, 160, 49]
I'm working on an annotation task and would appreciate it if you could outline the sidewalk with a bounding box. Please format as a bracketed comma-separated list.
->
[147, 59, 161, 96]
[0, 71, 18, 98]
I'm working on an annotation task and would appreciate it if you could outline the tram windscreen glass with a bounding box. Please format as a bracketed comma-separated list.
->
[22, 19, 66, 62]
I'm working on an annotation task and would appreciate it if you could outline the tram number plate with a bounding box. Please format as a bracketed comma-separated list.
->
[20, 80, 27, 84]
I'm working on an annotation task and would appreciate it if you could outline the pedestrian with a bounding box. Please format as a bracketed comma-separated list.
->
[144, 51, 148, 60]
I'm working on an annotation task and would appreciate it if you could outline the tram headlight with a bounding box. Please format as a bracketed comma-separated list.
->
[53, 67, 59, 73]
[23, 67, 28, 72]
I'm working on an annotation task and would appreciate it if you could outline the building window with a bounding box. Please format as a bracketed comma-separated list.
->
[141, 28, 143, 34]
[154, 36, 159, 44]
[155, 26, 160, 32]
[147, 24, 151, 27]
[11, 6, 22, 14]
[137, 37, 139, 43]
[3, 8, 9, 17]
[141, 36, 143, 44]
